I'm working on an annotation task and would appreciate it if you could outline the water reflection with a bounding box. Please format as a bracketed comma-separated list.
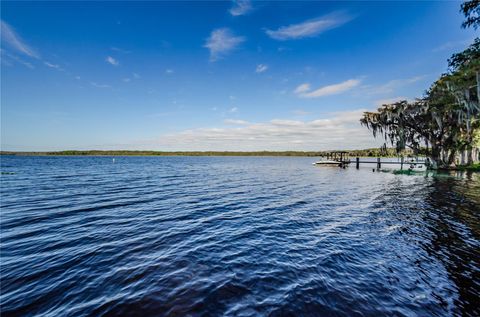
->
[424, 172, 480, 316]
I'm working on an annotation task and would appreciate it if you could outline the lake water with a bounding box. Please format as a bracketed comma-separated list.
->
[1, 156, 479, 317]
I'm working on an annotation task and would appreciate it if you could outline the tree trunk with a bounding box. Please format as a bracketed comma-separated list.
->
[429, 146, 441, 169]
[447, 149, 457, 166]
[467, 146, 473, 165]
[476, 71, 480, 102]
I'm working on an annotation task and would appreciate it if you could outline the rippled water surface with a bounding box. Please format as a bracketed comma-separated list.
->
[1, 156, 479, 317]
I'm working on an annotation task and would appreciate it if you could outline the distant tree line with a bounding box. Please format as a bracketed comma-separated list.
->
[0, 148, 412, 158]
[361, 1, 480, 169]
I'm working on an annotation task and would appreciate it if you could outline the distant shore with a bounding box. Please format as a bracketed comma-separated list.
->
[1, 149, 407, 157]
[2, 150, 479, 172]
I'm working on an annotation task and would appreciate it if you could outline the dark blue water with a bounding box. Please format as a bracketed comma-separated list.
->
[1, 156, 479, 317]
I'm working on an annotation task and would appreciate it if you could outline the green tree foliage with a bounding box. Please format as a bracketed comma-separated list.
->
[444, 38, 480, 164]
[461, 0, 480, 29]
[361, 100, 446, 167]
[361, 39, 480, 169]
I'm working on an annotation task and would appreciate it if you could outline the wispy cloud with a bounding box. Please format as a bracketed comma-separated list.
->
[295, 79, 360, 98]
[1, 58, 13, 67]
[224, 119, 249, 125]
[292, 109, 311, 116]
[255, 64, 268, 73]
[165, 69, 174, 74]
[139, 109, 380, 151]
[229, 107, 238, 113]
[106, 56, 119, 66]
[229, 0, 252, 16]
[374, 97, 409, 107]
[122, 72, 141, 82]
[110, 47, 131, 54]
[294, 83, 310, 94]
[0, 21, 74, 74]
[90, 82, 111, 88]
[44, 61, 64, 71]
[11, 56, 34, 69]
[204, 28, 245, 61]
[1, 50, 34, 69]
[365, 75, 425, 95]
[432, 39, 473, 52]
[1, 20, 39, 59]
[265, 12, 353, 41]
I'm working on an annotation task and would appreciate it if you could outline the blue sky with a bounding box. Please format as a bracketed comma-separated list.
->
[1, 1, 477, 151]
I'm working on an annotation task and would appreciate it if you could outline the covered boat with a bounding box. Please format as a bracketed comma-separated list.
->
[312, 158, 343, 167]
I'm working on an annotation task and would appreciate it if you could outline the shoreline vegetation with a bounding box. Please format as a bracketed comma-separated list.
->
[1, 150, 479, 171]
[0, 148, 411, 157]
[361, 2, 480, 170]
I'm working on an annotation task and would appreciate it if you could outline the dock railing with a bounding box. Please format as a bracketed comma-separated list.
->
[354, 157, 428, 170]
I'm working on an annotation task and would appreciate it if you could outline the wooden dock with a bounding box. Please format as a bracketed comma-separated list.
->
[352, 157, 427, 169]
[321, 151, 428, 170]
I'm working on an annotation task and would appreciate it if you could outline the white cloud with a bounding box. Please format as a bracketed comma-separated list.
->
[106, 56, 119, 66]
[295, 79, 360, 98]
[1, 20, 39, 59]
[229, 107, 238, 113]
[294, 83, 310, 94]
[255, 64, 268, 73]
[165, 69, 174, 74]
[137, 109, 381, 151]
[224, 119, 249, 125]
[204, 28, 245, 61]
[265, 12, 353, 40]
[122, 78, 131, 82]
[270, 119, 303, 126]
[229, 0, 252, 16]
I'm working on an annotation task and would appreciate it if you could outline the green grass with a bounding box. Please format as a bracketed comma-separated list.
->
[455, 163, 480, 171]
